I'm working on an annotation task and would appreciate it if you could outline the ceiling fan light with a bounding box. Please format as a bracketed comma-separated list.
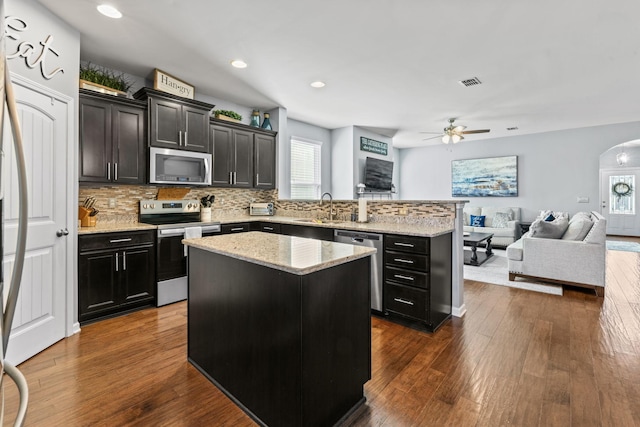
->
[442, 134, 450, 144]
[452, 134, 461, 144]
[453, 125, 466, 133]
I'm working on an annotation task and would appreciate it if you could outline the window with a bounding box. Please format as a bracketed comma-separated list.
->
[290, 137, 321, 199]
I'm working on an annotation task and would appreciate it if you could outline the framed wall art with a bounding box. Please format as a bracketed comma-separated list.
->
[451, 155, 518, 197]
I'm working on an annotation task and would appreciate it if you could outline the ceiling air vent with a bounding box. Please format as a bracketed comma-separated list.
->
[506, 127, 519, 131]
[458, 77, 482, 87]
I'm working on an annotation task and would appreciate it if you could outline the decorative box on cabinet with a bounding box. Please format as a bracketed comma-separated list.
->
[78, 230, 156, 324]
[383, 233, 452, 332]
[134, 87, 213, 153]
[79, 89, 146, 184]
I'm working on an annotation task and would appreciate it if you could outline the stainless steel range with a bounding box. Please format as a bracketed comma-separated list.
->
[139, 199, 221, 306]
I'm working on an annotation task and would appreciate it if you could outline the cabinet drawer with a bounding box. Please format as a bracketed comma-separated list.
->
[385, 250, 428, 271]
[385, 266, 429, 289]
[258, 222, 281, 233]
[385, 234, 429, 254]
[221, 223, 250, 234]
[384, 283, 427, 321]
[79, 230, 155, 252]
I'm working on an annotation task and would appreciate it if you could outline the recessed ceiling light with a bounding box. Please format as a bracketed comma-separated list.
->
[310, 81, 325, 88]
[97, 4, 122, 19]
[231, 60, 248, 69]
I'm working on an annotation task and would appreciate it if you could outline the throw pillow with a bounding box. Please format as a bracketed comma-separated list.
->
[470, 215, 485, 227]
[544, 213, 555, 222]
[529, 217, 569, 239]
[492, 212, 511, 228]
[561, 218, 594, 241]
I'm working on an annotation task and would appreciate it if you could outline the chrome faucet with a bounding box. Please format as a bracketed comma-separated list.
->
[321, 192, 334, 221]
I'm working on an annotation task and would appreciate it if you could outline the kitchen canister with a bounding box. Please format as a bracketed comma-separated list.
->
[200, 207, 212, 222]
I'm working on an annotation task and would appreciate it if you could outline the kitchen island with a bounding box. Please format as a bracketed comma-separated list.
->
[183, 232, 376, 427]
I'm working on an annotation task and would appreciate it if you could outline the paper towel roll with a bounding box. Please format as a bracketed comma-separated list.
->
[358, 198, 367, 223]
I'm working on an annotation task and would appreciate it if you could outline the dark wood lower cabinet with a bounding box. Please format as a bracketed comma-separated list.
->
[188, 247, 371, 427]
[383, 232, 452, 332]
[78, 230, 156, 324]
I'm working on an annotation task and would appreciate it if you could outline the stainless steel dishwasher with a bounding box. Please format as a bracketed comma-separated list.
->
[334, 229, 384, 313]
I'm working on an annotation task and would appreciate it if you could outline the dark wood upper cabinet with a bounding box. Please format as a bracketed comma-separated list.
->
[134, 87, 214, 153]
[210, 124, 253, 188]
[210, 118, 277, 189]
[79, 90, 146, 184]
[254, 133, 276, 189]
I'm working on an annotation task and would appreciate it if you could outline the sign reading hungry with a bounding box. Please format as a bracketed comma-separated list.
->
[154, 69, 194, 99]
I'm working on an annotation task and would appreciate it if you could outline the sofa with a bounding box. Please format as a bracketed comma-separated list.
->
[506, 211, 606, 296]
[463, 206, 521, 248]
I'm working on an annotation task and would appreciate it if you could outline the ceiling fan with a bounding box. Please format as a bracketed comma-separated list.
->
[421, 118, 490, 144]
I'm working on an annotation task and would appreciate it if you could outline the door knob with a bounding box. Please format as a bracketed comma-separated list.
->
[56, 228, 69, 237]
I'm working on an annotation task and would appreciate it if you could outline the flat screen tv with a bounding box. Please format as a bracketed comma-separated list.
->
[363, 157, 394, 191]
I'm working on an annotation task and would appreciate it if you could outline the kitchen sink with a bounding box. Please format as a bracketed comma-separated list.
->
[294, 218, 344, 224]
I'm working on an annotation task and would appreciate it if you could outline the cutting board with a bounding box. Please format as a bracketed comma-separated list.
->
[157, 188, 190, 200]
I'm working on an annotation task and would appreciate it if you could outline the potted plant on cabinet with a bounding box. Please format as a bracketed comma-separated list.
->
[79, 63, 132, 97]
[213, 109, 242, 123]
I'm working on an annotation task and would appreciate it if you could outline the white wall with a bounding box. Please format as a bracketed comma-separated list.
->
[286, 118, 332, 197]
[399, 121, 640, 221]
[331, 126, 354, 199]
[6, 0, 79, 96]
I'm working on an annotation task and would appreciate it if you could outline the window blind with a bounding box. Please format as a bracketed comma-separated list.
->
[290, 138, 321, 199]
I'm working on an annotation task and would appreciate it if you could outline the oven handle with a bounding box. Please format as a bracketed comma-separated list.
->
[158, 228, 186, 237]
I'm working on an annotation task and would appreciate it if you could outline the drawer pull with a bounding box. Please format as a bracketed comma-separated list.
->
[394, 274, 414, 281]
[231, 227, 244, 232]
[394, 258, 414, 264]
[263, 226, 274, 231]
[110, 238, 132, 243]
[394, 242, 414, 248]
[394, 297, 414, 306]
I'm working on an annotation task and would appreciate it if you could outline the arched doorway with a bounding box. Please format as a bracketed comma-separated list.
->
[600, 140, 640, 236]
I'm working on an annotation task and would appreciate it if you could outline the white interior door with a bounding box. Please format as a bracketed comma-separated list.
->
[2, 75, 70, 365]
[600, 168, 640, 237]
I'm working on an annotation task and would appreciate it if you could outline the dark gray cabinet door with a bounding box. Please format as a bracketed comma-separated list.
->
[112, 104, 145, 184]
[254, 133, 276, 189]
[120, 244, 156, 306]
[79, 94, 145, 184]
[78, 249, 119, 322]
[232, 129, 254, 187]
[149, 97, 182, 149]
[183, 105, 210, 152]
[79, 97, 112, 182]
[211, 124, 233, 185]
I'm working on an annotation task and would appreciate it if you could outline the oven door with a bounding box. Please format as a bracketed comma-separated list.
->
[157, 229, 187, 281]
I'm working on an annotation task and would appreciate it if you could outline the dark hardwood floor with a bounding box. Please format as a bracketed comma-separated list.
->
[3, 244, 640, 426]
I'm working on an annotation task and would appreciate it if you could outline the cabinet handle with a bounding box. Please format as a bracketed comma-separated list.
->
[394, 297, 414, 306]
[114, 163, 118, 181]
[233, 171, 237, 184]
[110, 238, 132, 243]
[394, 258, 414, 264]
[231, 227, 244, 231]
[179, 130, 183, 146]
[107, 162, 111, 180]
[256, 173, 259, 184]
[123, 251, 127, 270]
[394, 242, 414, 248]
[115, 253, 119, 272]
[263, 226, 273, 231]
[394, 274, 414, 281]
[229, 171, 233, 184]
[184, 131, 188, 146]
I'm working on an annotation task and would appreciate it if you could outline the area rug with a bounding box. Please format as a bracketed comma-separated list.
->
[463, 249, 563, 295]
[606, 240, 640, 253]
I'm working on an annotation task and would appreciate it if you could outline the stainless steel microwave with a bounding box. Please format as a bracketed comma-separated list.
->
[149, 147, 212, 186]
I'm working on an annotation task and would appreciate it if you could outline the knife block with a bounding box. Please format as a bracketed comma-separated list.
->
[78, 207, 97, 227]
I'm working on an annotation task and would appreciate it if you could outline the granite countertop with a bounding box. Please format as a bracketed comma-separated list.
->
[77, 222, 158, 235]
[77, 215, 454, 238]
[183, 231, 377, 275]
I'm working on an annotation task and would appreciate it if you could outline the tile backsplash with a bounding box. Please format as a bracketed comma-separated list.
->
[79, 184, 456, 227]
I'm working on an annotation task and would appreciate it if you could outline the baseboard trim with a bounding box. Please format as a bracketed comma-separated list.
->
[452, 304, 467, 318]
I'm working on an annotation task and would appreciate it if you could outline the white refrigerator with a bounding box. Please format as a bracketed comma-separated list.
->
[0, 1, 30, 425]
